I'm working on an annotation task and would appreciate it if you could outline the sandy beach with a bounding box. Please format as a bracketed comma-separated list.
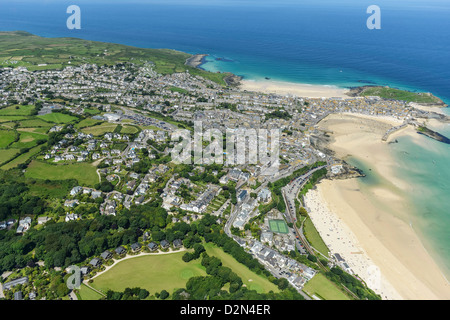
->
[304, 113, 450, 300]
[239, 79, 350, 98]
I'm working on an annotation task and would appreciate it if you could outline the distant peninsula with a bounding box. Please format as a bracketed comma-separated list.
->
[347, 85, 447, 107]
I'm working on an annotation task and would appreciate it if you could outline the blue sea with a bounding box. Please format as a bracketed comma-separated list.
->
[1, 0, 449, 280]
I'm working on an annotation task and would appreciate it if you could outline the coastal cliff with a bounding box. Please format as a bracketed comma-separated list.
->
[185, 53, 242, 87]
[185, 54, 208, 68]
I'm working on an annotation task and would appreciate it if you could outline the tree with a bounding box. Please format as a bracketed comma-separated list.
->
[159, 289, 169, 300]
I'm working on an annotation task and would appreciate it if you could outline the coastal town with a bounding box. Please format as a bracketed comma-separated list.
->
[0, 53, 449, 301]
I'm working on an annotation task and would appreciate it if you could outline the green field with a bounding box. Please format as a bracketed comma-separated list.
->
[81, 123, 118, 136]
[303, 218, 330, 258]
[0, 129, 17, 148]
[9, 131, 47, 149]
[303, 273, 351, 300]
[77, 284, 105, 300]
[88, 252, 207, 297]
[0, 104, 35, 116]
[0, 148, 20, 165]
[120, 125, 140, 135]
[75, 118, 105, 129]
[1, 145, 42, 170]
[18, 119, 53, 128]
[37, 112, 78, 124]
[204, 243, 280, 293]
[268, 219, 289, 234]
[24, 160, 99, 186]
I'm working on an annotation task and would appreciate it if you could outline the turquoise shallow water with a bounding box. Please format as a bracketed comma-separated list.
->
[344, 115, 450, 281]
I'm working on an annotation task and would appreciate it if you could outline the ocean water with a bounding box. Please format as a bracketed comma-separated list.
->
[1, 0, 449, 280]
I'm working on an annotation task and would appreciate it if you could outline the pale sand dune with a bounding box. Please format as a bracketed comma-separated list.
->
[239, 79, 350, 98]
[306, 113, 450, 300]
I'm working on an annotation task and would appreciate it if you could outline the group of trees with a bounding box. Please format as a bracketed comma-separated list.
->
[105, 287, 150, 300]
[325, 267, 381, 300]
[0, 180, 45, 221]
[0, 202, 169, 273]
[176, 251, 304, 300]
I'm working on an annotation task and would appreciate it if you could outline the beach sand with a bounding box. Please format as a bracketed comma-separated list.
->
[239, 79, 350, 98]
[304, 113, 450, 300]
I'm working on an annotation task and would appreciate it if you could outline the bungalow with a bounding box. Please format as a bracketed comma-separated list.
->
[89, 258, 102, 267]
[3, 276, 29, 290]
[147, 242, 158, 251]
[160, 239, 170, 250]
[101, 250, 113, 260]
[115, 246, 126, 255]
[131, 242, 142, 252]
[173, 239, 183, 249]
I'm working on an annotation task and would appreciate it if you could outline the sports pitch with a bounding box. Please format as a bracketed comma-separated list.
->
[268, 219, 289, 234]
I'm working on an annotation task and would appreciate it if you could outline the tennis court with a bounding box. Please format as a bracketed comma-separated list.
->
[268, 219, 289, 234]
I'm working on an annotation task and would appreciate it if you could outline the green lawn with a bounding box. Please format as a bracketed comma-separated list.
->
[89, 252, 207, 297]
[24, 160, 99, 186]
[303, 273, 351, 300]
[38, 112, 78, 124]
[77, 284, 105, 300]
[204, 243, 280, 294]
[303, 218, 330, 258]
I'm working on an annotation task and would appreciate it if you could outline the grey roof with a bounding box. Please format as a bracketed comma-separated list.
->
[3, 276, 29, 290]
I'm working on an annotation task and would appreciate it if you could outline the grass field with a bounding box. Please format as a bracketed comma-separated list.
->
[0, 129, 17, 148]
[24, 160, 99, 186]
[81, 123, 118, 136]
[0, 148, 20, 165]
[303, 218, 330, 258]
[120, 125, 140, 135]
[303, 273, 351, 300]
[268, 219, 289, 234]
[77, 284, 105, 300]
[18, 118, 53, 128]
[37, 112, 78, 124]
[75, 118, 105, 129]
[88, 252, 207, 297]
[9, 131, 47, 149]
[1, 145, 42, 170]
[203, 243, 280, 293]
[0, 104, 35, 116]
